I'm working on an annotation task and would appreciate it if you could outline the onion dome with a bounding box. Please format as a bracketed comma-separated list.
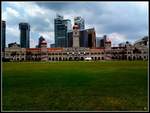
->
[41, 40, 47, 44]
[106, 38, 111, 43]
[73, 24, 79, 29]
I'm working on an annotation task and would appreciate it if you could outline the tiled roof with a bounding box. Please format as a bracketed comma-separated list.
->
[47, 48, 63, 52]
[26, 48, 41, 51]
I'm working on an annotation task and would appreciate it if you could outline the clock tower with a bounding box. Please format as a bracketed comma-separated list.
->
[73, 24, 80, 48]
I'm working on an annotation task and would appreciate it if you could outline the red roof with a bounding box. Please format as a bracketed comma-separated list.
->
[26, 48, 41, 51]
[47, 48, 63, 52]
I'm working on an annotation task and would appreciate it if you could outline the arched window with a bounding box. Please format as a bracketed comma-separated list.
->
[52, 57, 54, 61]
[69, 57, 72, 61]
[59, 57, 62, 61]
[81, 57, 84, 61]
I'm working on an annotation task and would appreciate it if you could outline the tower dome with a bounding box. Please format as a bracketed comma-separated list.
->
[41, 40, 47, 44]
[73, 24, 79, 29]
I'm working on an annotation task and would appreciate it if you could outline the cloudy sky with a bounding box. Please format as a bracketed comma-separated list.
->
[2, 1, 148, 47]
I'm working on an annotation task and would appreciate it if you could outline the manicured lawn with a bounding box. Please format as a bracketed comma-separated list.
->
[2, 61, 148, 111]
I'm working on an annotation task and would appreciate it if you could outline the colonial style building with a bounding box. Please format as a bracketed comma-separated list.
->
[3, 36, 148, 61]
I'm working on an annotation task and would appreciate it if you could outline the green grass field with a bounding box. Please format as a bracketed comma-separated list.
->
[2, 61, 148, 111]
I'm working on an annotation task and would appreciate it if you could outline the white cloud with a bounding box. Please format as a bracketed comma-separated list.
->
[3, 7, 20, 20]
[23, 2, 45, 17]
[6, 26, 20, 47]
[107, 32, 127, 46]
[6, 26, 19, 38]
[6, 7, 19, 17]
[30, 38, 37, 48]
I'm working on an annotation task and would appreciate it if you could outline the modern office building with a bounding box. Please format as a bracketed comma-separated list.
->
[74, 16, 85, 30]
[86, 28, 96, 48]
[64, 19, 72, 47]
[67, 28, 96, 48]
[96, 37, 103, 48]
[2, 21, 6, 52]
[63, 19, 72, 32]
[35, 45, 39, 48]
[79, 29, 88, 47]
[100, 35, 107, 48]
[67, 31, 73, 47]
[19, 23, 30, 48]
[54, 15, 72, 47]
[50, 44, 55, 48]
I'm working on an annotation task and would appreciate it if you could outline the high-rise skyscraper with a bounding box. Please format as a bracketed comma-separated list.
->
[74, 16, 85, 30]
[100, 35, 107, 48]
[19, 23, 30, 48]
[64, 19, 72, 47]
[54, 15, 72, 47]
[2, 21, 6, 52]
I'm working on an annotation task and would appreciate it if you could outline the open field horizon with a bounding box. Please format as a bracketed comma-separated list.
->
[2, 61, 148, 111]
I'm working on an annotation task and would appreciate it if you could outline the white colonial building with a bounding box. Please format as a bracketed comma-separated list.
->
[3, 36, 148, 61]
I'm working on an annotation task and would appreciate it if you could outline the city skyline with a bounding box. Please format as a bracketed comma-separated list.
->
[2, 1, 148, 48]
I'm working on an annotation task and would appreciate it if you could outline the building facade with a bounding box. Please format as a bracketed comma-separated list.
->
[8, 42, 20, 48]
[54, 15, 72, 47]
[99, 35, 107, 48]
[50, 44, 55, 48]
[4, 36, 148, 61]
[19, 23, 30, 48]
[2, 18, 148, 62]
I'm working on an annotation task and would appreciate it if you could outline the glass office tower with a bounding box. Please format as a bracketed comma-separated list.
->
[19, 23, 30, 48]
[54, 15, 72, 47]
